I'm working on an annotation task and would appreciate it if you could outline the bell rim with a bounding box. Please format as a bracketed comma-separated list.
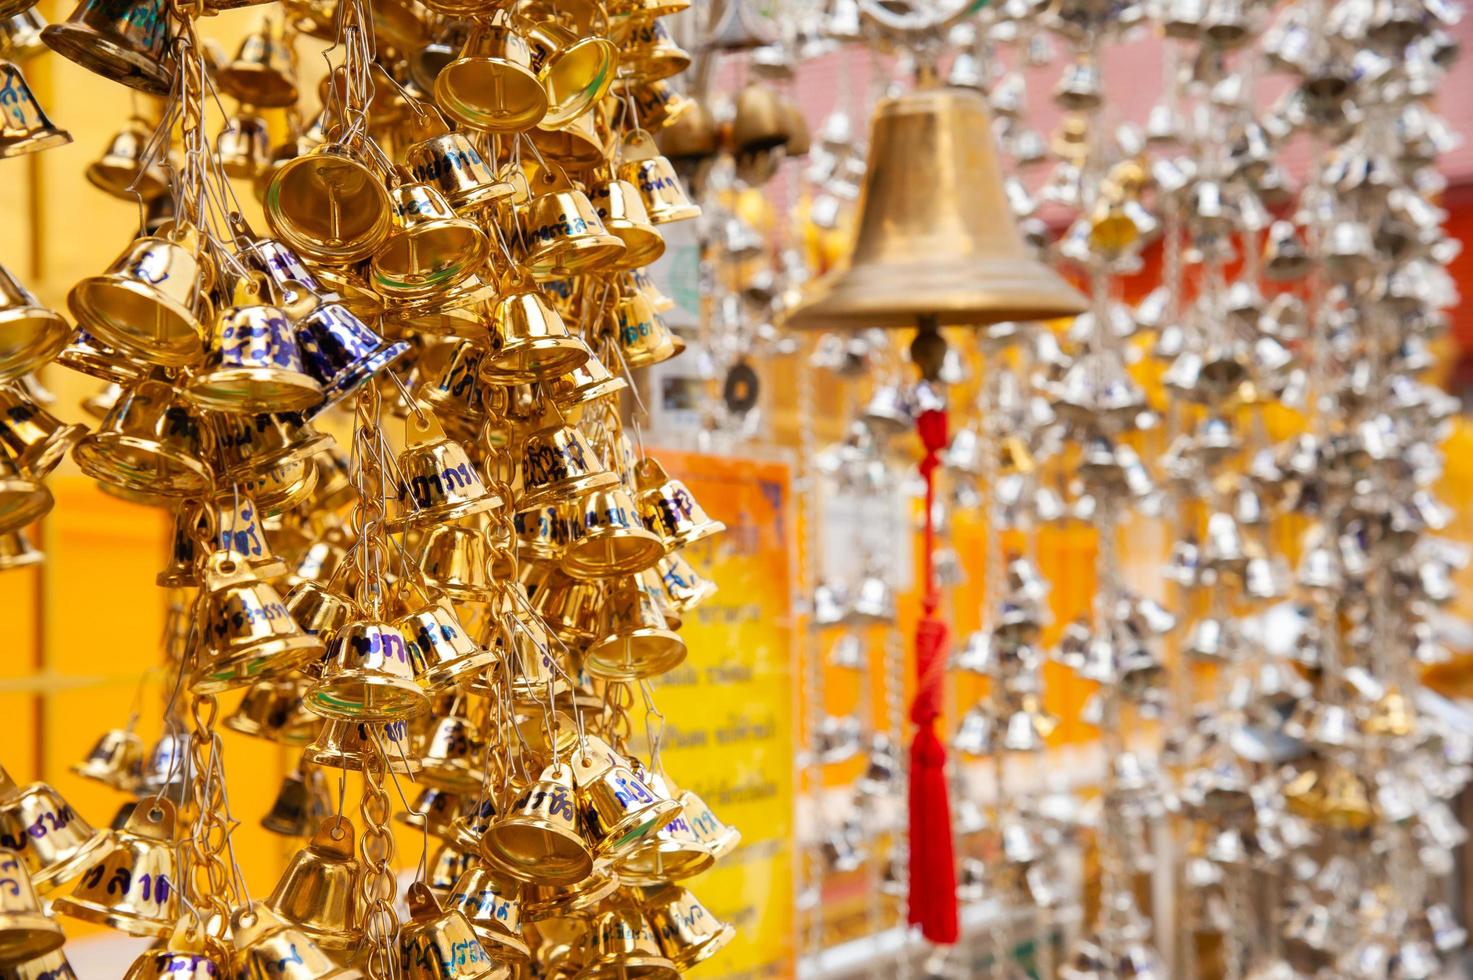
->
[221, 710, 319, 746]
[215, 65, 299, 109]
[183, 367, 324, 415]
[417, 649, 500, 693]
[56, 342, 149, 385]
[12, 422, 86, 480]
[73, 433, 211, 496]
[582, 629, 685, 681]
[219, 429, 333, 483]
[520, 868, 619, 919]
[303, 673, 432, 723]
[575, 951, 679, 979]
[68, 275, 206, 368]
[0, 474, 51, 531]
[612, 839, 716, 885]
[663, 518, 725, 551]
[560, 529, 666, 580]
[0, 128, 71, 160]
[520, 469, 620, 509]
[190, 633, 324, 696]
[526, 234, 628, 280]
[433, 58, 548, 132]
[367, 223, 489, 297]
[473, 925, 532, 960]
[665, 923, 735, 970]
[0, 915, 65, 960]
[41, 23, 172, 96]
[263, 153, 394, 266]
[538, 36, 618, 129]
[300, 743, 421, 775]
[25, 828, 110, 892]
[606, 227, 666, 270]
[0, 307, 68, 383]
[584, 793, 681, 858]
[481, 819, 595, 886]
[85, 158, 170, 201]
[51, 895, 173, 939]
[643, 200, 701, 225]
[481, 336, 591, 384]
[439, 178, 518, 211]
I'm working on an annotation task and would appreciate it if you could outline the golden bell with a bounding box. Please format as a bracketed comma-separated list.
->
[52, 798, 182, 938]
[3, 949, 79, 980]
[523, 20, 615, 129]
[653, 552, 716, 614]
[192, 551, 324, 695]
[572, 904, 677, 979]
[0, 764, 107, 893]
[480, 764, 594, 886]
[0, 265, 66, 384]
[526, 567, 601, 646]
[526, 107, 607, 169]
[0, 850, 62, 961]
[446, 797, 498, 857]
[306, 619, 431, 722]
[41, 0, 170, 94]
[515, 504, 570, 565]
[405, 130, 512, 213]
[421, 343, 489, 434]
[399, 788, 466, 840]
[434, 22, 547, 132]
[0, 59, 69, 158]
[417, 713, 485, 793]
[520, 169, 626, 279]
[216, 23, 298, 108]
[232, 901, 362, 980]
[260, 768, 332, 836]
[618, 79, 692, 133]
[550, 353, 626, 408]
[57, 328, 150, 384]
[481, 287, 591, 384]
[562, 485, 665, 579]
[0, 525, 39, 569]
[85, 117, 167, 200]
[634, 457, 724, 549]
[228, 678, 320, 745]
[398, 593, 498, 691]
[0, 11, 48, 62]
[518, 414, 617, 506]
[571, 737, 680, 858]
[208, 489, 291, 582]
[674, 787, 739, 859]
[588, 179, 665, 269]
[389, 414, 500, 531]
[611, 287, 678, 369]
[265, 816, 364, 958]
[71, 726, 144, 791]
[0, 383, 86, 478]
[519, 863, 619, 921]
[613, 806, 713, 885]
[214, 409, 333, 481]
[265, 144, 393, 265]
[784, 88, 1088, 329]
[616, 131, 699, 224]
[73, 378, 212, 497]
[583, 574, 685, 681]
[418, 524, 493, 601]
[186, 278, 324, 414]
[0, 454, 46, 533]
[618, 19, 689, 82]
[123, 921, 225, 980]
[371, 178, 489, 298]
[641, 884, 735, 969]
[68, 232, 213, 367]
[730, 82, 787, 156]
[427, 844, 478, 899]
[444, 865, 529, 961]
[399, 881, 508, 980]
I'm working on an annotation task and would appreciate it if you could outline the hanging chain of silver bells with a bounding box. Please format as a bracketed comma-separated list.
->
[0, 0, 751, 973]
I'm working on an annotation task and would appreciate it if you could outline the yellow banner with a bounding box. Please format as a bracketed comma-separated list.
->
[643, 450, 798, 979]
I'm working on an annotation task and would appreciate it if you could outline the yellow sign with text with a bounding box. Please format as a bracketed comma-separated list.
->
[642, 450, 798, 979]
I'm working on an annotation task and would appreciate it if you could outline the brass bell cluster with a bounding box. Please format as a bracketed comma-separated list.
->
[0, 0, 744, 972]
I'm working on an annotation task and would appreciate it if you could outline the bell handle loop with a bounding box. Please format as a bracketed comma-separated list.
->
[618, 127, 658, 163]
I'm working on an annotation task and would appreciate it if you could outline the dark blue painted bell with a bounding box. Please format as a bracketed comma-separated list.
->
[295, 301, 409, 413]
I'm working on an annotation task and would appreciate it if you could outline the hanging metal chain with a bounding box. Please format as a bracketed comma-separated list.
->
[359, 738, 399, 980]
[186, 690, 234, 959]
[350, 380, 391, 619]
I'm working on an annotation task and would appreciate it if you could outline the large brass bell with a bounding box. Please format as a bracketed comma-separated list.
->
[0, 763, 108, 892]
[634, 456, 724, 549]
[68, 231, 214, 367]
[72, 379, 213, 497]
[52, 797, 183, 938]
[480, 764, 593, 886]
[388, 412, 500, 531]
[523, 19, 616, 129]
[399, 881, 508, 980]
[265, 816, 363, 958]
[264, 144, 393, 265]
[561, 484, 666, 579]
[0, 850, 64, 960]
[0, 264, 67, 383]
[42, 0, 171, 94]
[305, 619, 431, 721]
[571, 737, 680, 858]
[397, 593, 498, 691]
[641, 884, 736, 969]
[444, 865, 529, 962]
[370, 175, 489, 298]
[216, 21, 298, 107]
[0, 383, 87, 478]
[230, 901, 360, 980]
[519, 167, 626, 278]
[434, 21, 547, 132]
[616, 130, 699, 224]
[185, 275, 323, 413]
[480, 285, 592, 384]
[582, 574, 685, 680]
[571, 904, 678, 979]
[0, 59, 69, 158]
[518, 409, 617, 505]
[192, 551, 324, 695]
[588, 178, 665, 269]
[785, 87, 1088, 328]
[404, 129, 513, 212]
[618, 18, 689, 82]
[417, 524, 493, 600]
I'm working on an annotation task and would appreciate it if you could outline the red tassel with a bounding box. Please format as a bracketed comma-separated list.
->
[906, 406, 959, 944]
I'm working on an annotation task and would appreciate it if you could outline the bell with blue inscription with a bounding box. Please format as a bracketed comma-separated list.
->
[416, 713, 485, 793]
[404, 121, 514, 211]
[633, 456, 725, 550]
[214, 410, 334, 483]
[480, 763, 593, 886]
[302, 719, 420, 774]
[41, 0, 171, 94]
[672, 784, 740, 859]
[612, 768, 713, 885]
[264, 144, 393, 265]
[0, 849, 63, 960]
[653, 552, 717, 614]
[72, 378, 213, 498]
[610, 286, 679, 369]
[122, 920, 226, 980]
[68, 231, 214, 368]
[618, 18, 690, 83]
[52, 798, 183, 938]
[480, 284, 592, 384]
[306, 619, 431, 722]
[582, 574, 685, 681]
[185, 275, 323, 414]
[561, 485, 666, 580]
[0, 59, 68, 158]
[641, 884, 736, 970]
[399, 881, 508, 980]
[517, 407, 618, 506]
[443, 865, 529, 963]
[571, 736, 681, 859]
[616, 130, 700, 224]
[0, 264, 67, 383]
[0, 949, 79, 980]
[388, 411, 500, 531]
[397, 592, 497, 692]
[519, 166, 626, 279]
[427, 845, 477, 900]
[192, 550, 324, 696]
[434, 20, 547, 133]
[230, 901, 362, 980]
[0, 382, 87, 479]
[588, 178, 665, 270]
[370, 173, 489, 298]
[570, 904, 678, 980]
[294, 299, 410, 411]
[0, 763, 107, 893]
[264, 816, 363, 957]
